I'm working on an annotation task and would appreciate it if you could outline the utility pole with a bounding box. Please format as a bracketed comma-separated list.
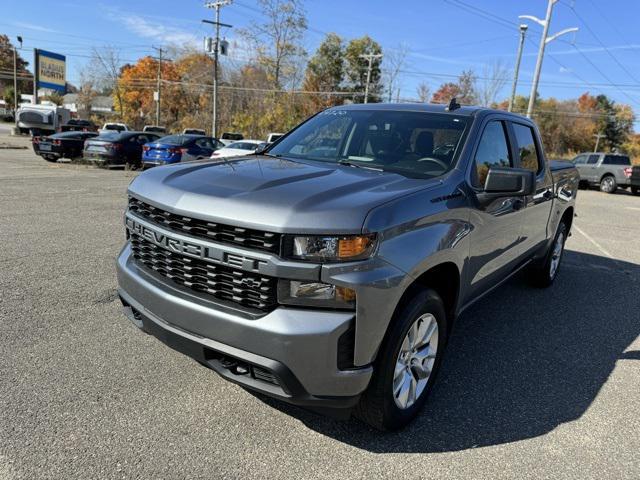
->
[593, 133, 606, 152]
[520, 1, 578, 118]
[359, 53, 383, 104]
[13, 37, 23, 113]
[152, 46, 163, 126]
[508, 24, 528, 112]
[204, 0, 233, 138]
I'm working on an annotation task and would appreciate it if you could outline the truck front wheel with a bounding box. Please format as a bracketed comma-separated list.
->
[355, 289, 448, 431]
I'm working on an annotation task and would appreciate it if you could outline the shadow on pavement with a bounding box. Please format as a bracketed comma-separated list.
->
[254, 250, 640, 452]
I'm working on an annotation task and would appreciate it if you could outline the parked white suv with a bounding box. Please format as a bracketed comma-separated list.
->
[101, 123, 130, 132]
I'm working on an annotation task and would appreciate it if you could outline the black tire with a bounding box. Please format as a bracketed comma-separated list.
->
[632, 186, 639, 196]
[528, 220, 568, 288]
[600, 175, 617, 193]
[355, 288, 448, 431]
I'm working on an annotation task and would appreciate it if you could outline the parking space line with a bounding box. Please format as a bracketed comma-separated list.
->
[573, 225, 614, 258]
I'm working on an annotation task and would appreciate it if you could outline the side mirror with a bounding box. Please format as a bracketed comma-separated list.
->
[483, 167, 535, 196]
[254, 143, 270, 155]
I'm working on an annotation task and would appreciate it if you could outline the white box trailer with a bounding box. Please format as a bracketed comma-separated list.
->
[15, 104, 71, 135]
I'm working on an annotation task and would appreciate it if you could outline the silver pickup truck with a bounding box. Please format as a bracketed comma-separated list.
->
[573, 152, 633, 193]
[116, 103, 578, 430]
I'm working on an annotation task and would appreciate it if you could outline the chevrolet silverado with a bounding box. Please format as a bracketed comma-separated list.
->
[116, 102, 578, 430]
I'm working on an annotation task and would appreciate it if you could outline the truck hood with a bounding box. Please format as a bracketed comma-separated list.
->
[128, 155, 437, 234]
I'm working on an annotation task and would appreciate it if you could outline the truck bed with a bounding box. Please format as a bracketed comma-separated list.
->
[549, 160, 575, 171]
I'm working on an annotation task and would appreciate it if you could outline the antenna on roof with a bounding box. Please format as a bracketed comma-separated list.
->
[446, 97, 461, 111]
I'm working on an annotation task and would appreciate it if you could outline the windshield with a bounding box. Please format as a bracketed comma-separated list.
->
[268, 109, 469, 178]
[227, 141, 259, 150]
[95, 131, 123, 141]
[51, 131, 85, 138]
[157, 135, 196, 146]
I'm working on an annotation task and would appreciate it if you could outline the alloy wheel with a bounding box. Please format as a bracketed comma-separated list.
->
[393, 313, 439, 409]
[549, 231, 565, 279]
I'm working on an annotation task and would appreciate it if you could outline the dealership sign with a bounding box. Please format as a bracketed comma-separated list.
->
[35, 49, 66, 92]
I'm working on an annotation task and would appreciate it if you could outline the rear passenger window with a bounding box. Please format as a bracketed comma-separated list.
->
[587, 154, 600, 164]
[474, 121, 512, 187]
[512, 123, 541, 174]
[603, 155, 631, 165]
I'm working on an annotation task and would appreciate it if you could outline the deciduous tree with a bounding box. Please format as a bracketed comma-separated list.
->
[344, 36, 383, 103]
[239, 0, 307, 89]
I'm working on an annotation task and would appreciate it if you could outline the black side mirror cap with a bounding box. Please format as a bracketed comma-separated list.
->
[483, 167, 536, 196]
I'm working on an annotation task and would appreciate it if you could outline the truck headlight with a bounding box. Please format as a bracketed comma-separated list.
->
[278, 280, 356, 309]
[286, 234, 376, 262]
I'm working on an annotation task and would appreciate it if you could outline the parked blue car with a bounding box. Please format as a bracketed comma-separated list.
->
[142, 134, 224, 167]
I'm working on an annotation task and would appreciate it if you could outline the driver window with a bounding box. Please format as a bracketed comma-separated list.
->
[473, 121, 512, 187]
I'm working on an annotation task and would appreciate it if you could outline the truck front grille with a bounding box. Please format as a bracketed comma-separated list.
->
[130, 233, 278, 312]
[128, 197, 281, 254]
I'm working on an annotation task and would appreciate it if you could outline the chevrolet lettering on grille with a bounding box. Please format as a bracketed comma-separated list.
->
[126, 216, 269, 273]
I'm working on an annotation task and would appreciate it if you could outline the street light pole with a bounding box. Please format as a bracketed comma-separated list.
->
[204, 0, 232, 138]
[520, 0, 578, 118]
[13, 36, 22, 113]
[508, 24, 528, 113]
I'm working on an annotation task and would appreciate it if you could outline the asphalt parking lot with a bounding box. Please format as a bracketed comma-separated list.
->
[1, 140, 639, 479]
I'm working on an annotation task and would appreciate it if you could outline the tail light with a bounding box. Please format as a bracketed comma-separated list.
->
[33, 136, 40, 144]
[168, 147, 188, 155]
[624, 167, 632, 178]
[106, 143, 123, 151]
[142, 146, 150, 152]
[53, 139, 61, 146]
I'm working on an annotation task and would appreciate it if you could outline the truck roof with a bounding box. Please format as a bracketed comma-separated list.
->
[332, 102, 528, 120]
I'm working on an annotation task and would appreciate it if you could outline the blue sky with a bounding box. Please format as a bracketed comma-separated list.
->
[3, 0, 640, 123]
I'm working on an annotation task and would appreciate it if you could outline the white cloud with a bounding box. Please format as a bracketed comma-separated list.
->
[11, 21, 59, 33]
[103, 6, 199, 48]
[122, 15, 199, 46]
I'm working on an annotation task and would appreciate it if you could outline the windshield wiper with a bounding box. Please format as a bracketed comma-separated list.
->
[338, 160, 383, 172]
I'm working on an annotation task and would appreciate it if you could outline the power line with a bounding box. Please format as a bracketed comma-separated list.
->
[561, 0, 640, 85]
[570, 44, 640, 108]
[443, 0, 640, 112]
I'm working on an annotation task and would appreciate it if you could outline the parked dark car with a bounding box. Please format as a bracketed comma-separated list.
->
[182, 128, 206, 135]
[631, 166, 640, 195]
[83, 131, 161, 169]
[33, 131, 99, 162]
[142, 134, 224, 168]
[60, 119, 97, 132]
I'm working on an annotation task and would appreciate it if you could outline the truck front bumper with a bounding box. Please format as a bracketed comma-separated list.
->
[116, 244, 373, 412]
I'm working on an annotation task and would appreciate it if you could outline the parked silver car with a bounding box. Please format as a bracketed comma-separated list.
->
[573, 152, 632, 193]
